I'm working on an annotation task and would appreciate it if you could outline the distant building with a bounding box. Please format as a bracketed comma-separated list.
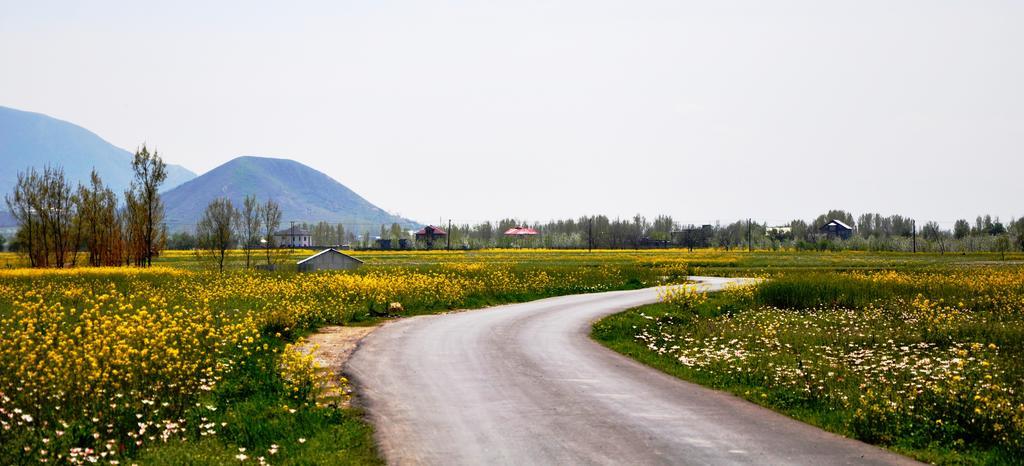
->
[415, 225, 447, 249]
[673, 224, 713, 250]
[296, 248, 364, 272]
[638, 237, 670, 248]
[274, 225, 312, 248]
[376, 238, 393, 250]
[820, 219, 853, 240]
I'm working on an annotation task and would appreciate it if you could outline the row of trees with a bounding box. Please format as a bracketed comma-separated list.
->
[787, 210, 1024, 254]
[4, 146, 167, 267]
[412, 216, 677, 250]
[193, 195, 283, 271]
[372, 210, 1022, 253]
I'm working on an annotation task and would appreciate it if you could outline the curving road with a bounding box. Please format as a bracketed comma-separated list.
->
[346, 277, 918, 465]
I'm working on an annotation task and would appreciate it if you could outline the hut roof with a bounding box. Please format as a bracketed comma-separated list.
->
[822, 219, 853, 230]
[296, 248, 364, 265]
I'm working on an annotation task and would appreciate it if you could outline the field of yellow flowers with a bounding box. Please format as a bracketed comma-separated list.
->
[0, 252, 686, 464]
[595, 265, 1024, 464]
[2, 249, 1021, 463]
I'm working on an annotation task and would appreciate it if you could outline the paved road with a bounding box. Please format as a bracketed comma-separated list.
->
[346, 277, 918, 465]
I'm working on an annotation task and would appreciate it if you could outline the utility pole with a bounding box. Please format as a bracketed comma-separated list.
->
[588, 217, 593, 252]
[447, 219, 452, 251]
[747, 218, 752, 252]
[912, 220, 917, 253]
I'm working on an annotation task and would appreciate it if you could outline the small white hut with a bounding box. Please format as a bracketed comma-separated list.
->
[296, 248, 363, 272]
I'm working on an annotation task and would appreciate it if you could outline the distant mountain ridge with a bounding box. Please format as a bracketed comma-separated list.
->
[162, 156, 419, 233]
[0, 105, 197, 199]
[0, 106, 417, 234]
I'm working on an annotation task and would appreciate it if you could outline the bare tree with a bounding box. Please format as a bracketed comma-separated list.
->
[261, 198, 282, 266]
[237, 195, 263, 269]
[196, 198, 238, 272]
[5, 166, 79, 267]
[123, 188, 147, 266]
[921, 221, 946, 255]
[6, 168, 42, 266]
[78, 170, 121, 266]
[128, 145, 167, 267]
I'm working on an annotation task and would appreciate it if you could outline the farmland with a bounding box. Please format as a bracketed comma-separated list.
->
[595, 266, 1024, 464]
[1, 249, 1022, 464]
[0, 249, 685, 464]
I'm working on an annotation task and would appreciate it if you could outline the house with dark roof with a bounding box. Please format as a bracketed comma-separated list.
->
[274, 225, 312, 248]
[820, 219, 854, 240]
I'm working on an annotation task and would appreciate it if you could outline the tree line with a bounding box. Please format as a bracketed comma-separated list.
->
[3, 147, 290, 271]
[6, 156, 1020, 261]
[4, 146, 167, 267]
[369, 210, 1023, 253]
[168, 219, 360, 251]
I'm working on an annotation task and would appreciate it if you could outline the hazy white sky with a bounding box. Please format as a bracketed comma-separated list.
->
[2, 0, 1021, 227]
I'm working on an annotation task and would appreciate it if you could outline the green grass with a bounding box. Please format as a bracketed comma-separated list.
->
[135, 336, 380, 465]
[593, 268, 1024, 465]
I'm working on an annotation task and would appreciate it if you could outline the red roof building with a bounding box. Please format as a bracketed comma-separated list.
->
[503, 227, 538, 236]
[415, 225, 447, 237]
[415, 225, 447, 250]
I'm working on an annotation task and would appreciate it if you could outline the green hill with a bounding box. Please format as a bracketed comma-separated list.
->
[162, 156, 418, 233]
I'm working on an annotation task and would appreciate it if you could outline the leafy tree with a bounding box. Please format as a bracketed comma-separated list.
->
[953, 219, 970, 240]
[390, 222, 404, 243]
[973, 215, 998, 236]
[128, 145, 168, 266]
[167, 231, 197, 250]
[475, 221, 494, 246]
[650, 215, 675, 241]
[0, 233, 5, 251]
[311, 221, 333, 246]
[990, 220, 1006, 236]
[995, 234, 1010, 260]
[1009, 218, 1024, 252]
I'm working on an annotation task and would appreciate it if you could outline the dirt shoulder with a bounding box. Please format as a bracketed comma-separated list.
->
[303, 325, 379, 407]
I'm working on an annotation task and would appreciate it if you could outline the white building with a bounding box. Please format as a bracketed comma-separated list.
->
[274, 225, 312, 248]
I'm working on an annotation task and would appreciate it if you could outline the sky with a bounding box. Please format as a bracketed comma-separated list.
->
[1, 0, 1021, 227]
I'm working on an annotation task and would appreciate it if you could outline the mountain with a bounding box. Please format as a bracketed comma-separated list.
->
[0, 106, 197, 200]
[162, 156, 419, 233]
